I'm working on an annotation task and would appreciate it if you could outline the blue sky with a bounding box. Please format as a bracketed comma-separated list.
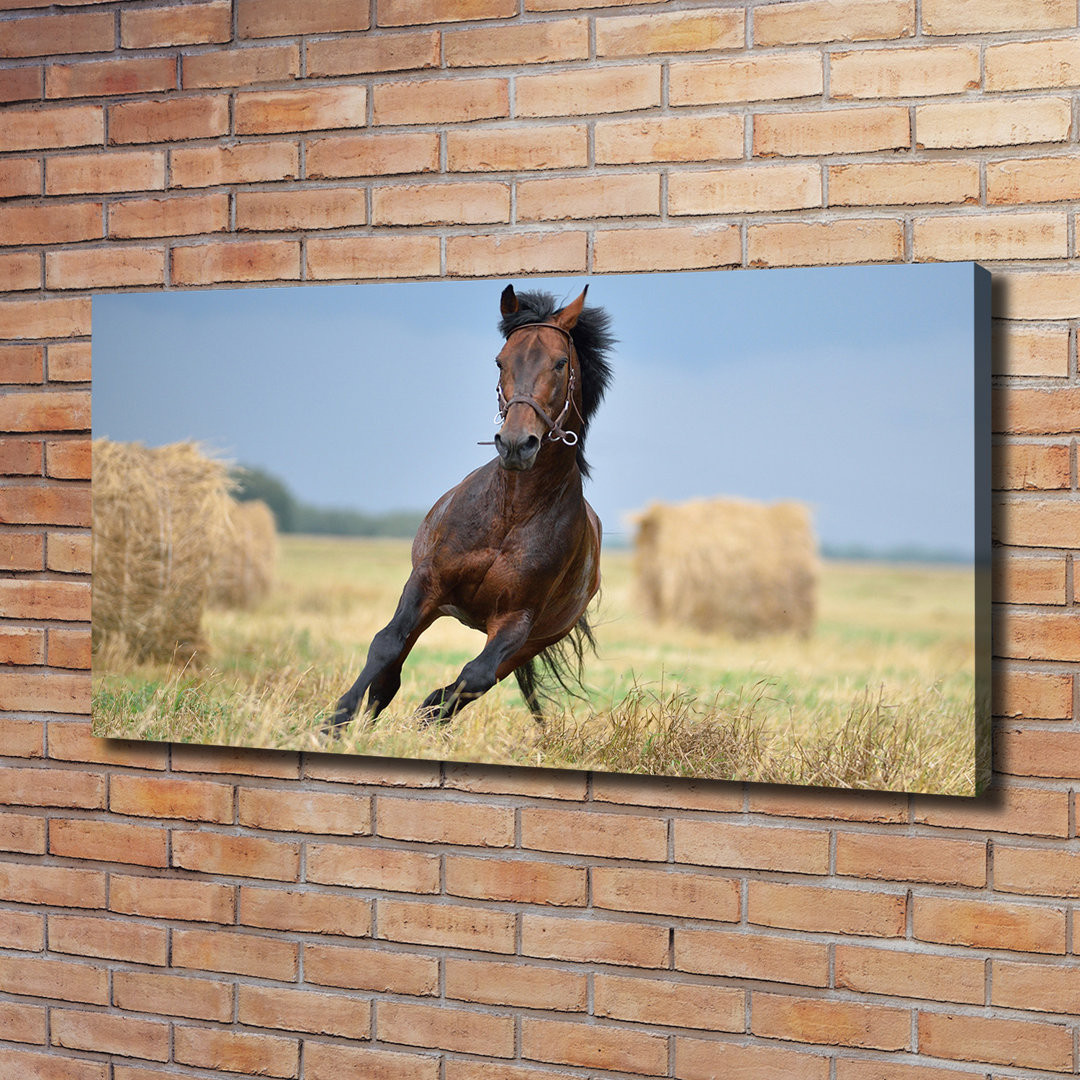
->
[93, 263, 984, 556]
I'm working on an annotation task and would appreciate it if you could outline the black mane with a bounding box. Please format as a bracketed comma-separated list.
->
[497, 288, 615, 478]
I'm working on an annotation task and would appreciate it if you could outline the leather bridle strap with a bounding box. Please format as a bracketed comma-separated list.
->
[495, 322, 580, 447]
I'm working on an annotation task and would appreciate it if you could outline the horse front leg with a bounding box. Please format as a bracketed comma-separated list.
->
[418, 611, 534, 726]
[326, 573, 437, 735]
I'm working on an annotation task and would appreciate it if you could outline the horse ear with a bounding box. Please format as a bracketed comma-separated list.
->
[500, 284, 518, 316]
[554, 285, 588, 330]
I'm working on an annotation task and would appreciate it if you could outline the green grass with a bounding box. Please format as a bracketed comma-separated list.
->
[93, 534, 978, 794]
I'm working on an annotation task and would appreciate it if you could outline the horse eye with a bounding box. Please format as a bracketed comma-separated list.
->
[555, 357, 568, 371]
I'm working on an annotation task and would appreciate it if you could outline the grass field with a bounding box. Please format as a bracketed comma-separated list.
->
[93, 534, 980, 795]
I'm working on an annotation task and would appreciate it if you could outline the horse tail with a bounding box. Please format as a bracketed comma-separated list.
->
[514, 613, 597, 720]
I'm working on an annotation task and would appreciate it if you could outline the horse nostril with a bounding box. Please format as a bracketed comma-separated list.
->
[523, 435, 540, 456]
[494, 433, 509, 459]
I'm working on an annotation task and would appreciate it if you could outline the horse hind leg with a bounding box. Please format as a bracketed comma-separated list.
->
[513, 660, 545, 726]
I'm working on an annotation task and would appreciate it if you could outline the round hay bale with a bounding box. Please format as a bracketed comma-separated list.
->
[633, 496, 818, 638]
[209, 498, 277, 610]
[92, 439, 233, 664]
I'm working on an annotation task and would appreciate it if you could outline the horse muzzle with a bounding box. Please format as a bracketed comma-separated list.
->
[494, 431, 541, 470]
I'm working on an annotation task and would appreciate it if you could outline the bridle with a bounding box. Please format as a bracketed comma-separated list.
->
[492, 322, 581, 447]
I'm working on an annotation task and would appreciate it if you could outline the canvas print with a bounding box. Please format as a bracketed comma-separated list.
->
[92, 264, 990, 795]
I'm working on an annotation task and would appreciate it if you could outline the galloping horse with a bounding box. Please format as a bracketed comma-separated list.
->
[328, 283, 614, 731]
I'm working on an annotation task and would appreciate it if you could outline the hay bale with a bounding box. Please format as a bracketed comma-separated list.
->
[92, 439, 233, 663]
[633, 497, 818, 638]
[209, 498, 277, 609]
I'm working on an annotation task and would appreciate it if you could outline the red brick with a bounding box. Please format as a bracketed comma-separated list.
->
[914, 784, 1068, 837]
[0, 718, 43, 758]
[0, 159, 41, 199]
[447, 124, 587, 172]
[174, 1027, 299, 1078]
[183, 43, 300, 89]
[829, 160, 979, 207]
[443, 763, 588, 800]
[50, 818, 168, 867]
[171, 239, 301, 284]
[516, 65, 660, 117]
[238, 985, 370, 1038]
[522, 912, 668, 967]
[378, 1000, 515, 1057]
[109, 774, 233, 822]
[676, 927, 829, 987]
[677, 1039, 830, 1080]
[170, 140, 299, 187]
[994, 443, 1071, 491]
[46, 531, 91, 574]
[373, 77, 508, 125]
[307, 32, 438, 76]
[108, 193, 229, 238]
[114, 971, 233, 1022]
[45, 440, 89, 480]
[379, 898, 516, 953]
[914, 211, 1067, 261]
[372, 180, 510, 225]
[237, 187, 367, 232]
[0, 12, 114, 58]
[235, 85, 368, 135]
[756, 0, 914, 44]
[47, 151, 166, 195]
[47, 342, 91, 382]
[914, 894, 1066, 953]
[0, 956, 107, 1006]
[596, 972, 744, 1031]
[0, 625, 44, 664]
[108, 96, 230, 145]
[522, 1017, 668, 1075]
[0, 201, 102, 247]
[305, 1043, 438, 1080]
[0, 534, 44, 572]
[835, 832, 986, 886]
[47, 719, 165, 766]
[378, 0, 516, 25]
[752, 992, 910, 1051]
[305, 943, 438, 996]
[237, 0, 372, 37]
[593, 864, 740, 920]
[993, 957, 1080, 1014]
[0, 1000, 45, 1045]
[994, 844, 1080, 897]
[521, 805, 666, 860]
[237, 787, 371, 834]
[48, 913, 168, 965]
[172, 830, 301, 881]
[996, 386, 1080, 435]
[0, 812, 45, 854]
[445, 18, 588, 67]
[120, 1, 232, 48]
[997, 612, 1080, 664]
[749, 881, 907, 937]
[0, 298, 91, 339]
[445, 854, 587, 905]
[0, 252, 41, 291]
[0, 765, 102, 808]
[0, 105, 103, 152]
[378, 795, 514, 846]
[445, 957, 587, 1011]
[240, 884, 372, 936]
[0, 346, 43, 385]
[46, 247, 166, 291]
[307, 842, 440, 893]
[919, 1011, 1072, 1071]
[835, 944, 984, 1003]
[307, 132, 439, 178]
[47, 56, 177, 99]
[988, 155, 1080, 206]
[172, 744, 300, 777]
[445, 230, 586, 277]
[676, 820, 830, 873]
[172, 927, 298, 980]
[996, 269, 1080, 319]
[0, 65, 41, 104]
[307, 234, 441, 280]
[0, 1049, 104, 1080]
[0, 487, 90, 527]
[597, 9, 744, 56]
[109, 873, 235, 923]
[831, 45, 979, 99]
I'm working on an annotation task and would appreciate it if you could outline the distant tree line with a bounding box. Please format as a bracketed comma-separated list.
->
[231, 466, 424, 538]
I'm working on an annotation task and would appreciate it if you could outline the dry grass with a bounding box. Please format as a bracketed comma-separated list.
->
[93, 535, 979, 795]
[210, 499, 277, 610]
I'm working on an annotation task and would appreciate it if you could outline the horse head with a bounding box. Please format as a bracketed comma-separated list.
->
[493, 284, 588, 471]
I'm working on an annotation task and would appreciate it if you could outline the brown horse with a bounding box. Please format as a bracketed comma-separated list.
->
[328, 283, 614, 731]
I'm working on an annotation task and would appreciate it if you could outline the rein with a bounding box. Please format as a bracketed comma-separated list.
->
[479, 322, 581, 448]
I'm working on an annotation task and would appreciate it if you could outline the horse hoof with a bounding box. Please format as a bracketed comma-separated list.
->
[416, 706, 449, 729]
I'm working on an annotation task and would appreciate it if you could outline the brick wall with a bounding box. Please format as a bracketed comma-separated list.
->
[1, 0, 1078, 1076]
